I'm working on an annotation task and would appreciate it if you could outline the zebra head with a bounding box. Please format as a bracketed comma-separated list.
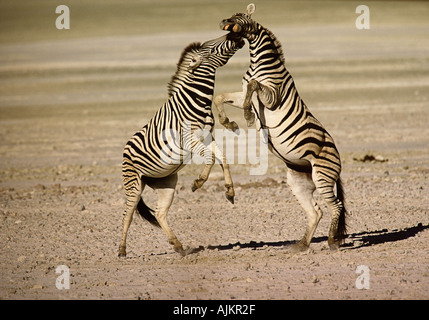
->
[183, 34, 244, 73]
[220, 3, 258, 41]
[168, 34, 243, 97]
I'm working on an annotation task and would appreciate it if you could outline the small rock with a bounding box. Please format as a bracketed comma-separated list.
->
[34, 184, 46, 191]
[375, 155, 387, 162]
[32, 284, 44, 289]
[311, 275, 320, 284]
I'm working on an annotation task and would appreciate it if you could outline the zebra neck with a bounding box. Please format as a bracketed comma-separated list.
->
[169, 67, 216, 99]
[247, 25, 286, 67]
[170, 72, 216, 113]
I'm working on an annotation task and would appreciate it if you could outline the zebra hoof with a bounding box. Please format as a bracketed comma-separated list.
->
[174, 245, 187, 257]
[290, 242, 309, 253]
[328, 242, 340, 251]
[328, 236, 341, 251]
[246, 115, 255, 127]
[191, 178, 205, 192]
[225, 194, 234, 204]
[118, 247, 127, 258]
[244, 110, 255, 127]
[226, 121, 239, 132]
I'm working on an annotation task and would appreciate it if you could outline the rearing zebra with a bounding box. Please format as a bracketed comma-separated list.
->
[215, 4, 347, 251]
[119, 33, 244, 257]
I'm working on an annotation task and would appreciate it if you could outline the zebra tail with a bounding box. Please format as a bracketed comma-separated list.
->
[137, 199, 161, 228]
[336, 177, 348, 243]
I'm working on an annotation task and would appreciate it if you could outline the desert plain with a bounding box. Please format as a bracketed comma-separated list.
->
[0, 1, 428, 300]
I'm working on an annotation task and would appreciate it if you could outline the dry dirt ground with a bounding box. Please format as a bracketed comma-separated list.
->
[1, 1, 428, 301]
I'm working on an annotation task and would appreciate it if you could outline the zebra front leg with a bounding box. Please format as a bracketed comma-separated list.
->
[214, 92, 244, 132]
[242, 80, 258, 127]
[190, 146, 234, 203]
[210, 140, 235, 204]
[188, 132, 235, 203]
[220, 162, 235, 204]
[243, 79, 281, 126]
[192, 160, 214, 192]
[190, 136, 215, 192]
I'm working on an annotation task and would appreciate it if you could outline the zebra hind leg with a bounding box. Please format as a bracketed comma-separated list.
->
[313, 172, 347, 251]
[118, 173, 143, 257]
[326, 197, 346, 251]
[146, 174, 188, 256]
[286, 169, 323, 252]
[327, 179, 347, 250]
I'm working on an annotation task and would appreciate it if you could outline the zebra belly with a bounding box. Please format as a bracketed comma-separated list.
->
[254, 106, 316, 172]
[124, 146, 186, 178]
[267, 137, 312, 169]
[123, 127, 189, 179]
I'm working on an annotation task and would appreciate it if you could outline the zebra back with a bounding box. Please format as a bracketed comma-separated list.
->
[123, 35, 243, 179]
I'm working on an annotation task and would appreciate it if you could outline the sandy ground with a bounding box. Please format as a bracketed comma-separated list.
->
[1, 1, 429, 301]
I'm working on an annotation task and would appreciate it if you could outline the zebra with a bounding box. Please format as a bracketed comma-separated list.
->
[119, 33, 244, 257]
[214, 3, 347, 251]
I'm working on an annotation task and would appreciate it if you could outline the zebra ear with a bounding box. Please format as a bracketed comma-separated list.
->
[246, 3, 255, 16]
[188, 54, 202, 71]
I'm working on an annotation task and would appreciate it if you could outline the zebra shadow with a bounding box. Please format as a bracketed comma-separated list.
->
[204, 222, 429, 252]
[343, 222, 428, 250]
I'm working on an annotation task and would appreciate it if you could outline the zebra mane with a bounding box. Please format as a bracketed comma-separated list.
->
[259, 24, 285, 64]
[168, 42, 202, 97]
